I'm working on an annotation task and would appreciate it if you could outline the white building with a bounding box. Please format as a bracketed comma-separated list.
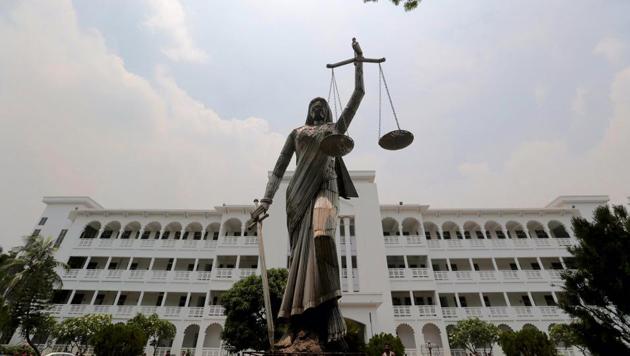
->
[16, 171, 608, 355]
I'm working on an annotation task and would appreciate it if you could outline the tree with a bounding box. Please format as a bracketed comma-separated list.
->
[53, 313, 112, 355]
[0, 235, 66, 356]
[549, 323, 586, 354]
[128, 313, 176, 356]
[559, 205, 630, 354]
[448, 317, 499, 355]
[0, 247, 18, 343]
[91, 322, 148, 356]
[221, 268, 288, 352]
[365, 332, 404, 356]
[364, 0, 422, 11]
[499, 327, 557, 356]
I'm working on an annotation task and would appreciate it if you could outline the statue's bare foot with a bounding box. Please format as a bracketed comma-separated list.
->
[277, 329, 323, 353]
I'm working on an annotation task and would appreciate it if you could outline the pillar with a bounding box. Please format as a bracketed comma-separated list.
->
[137, 291, 144, 306]
[161, 292, 167, 307]
[113, 290, 122, 306]
[491, 258, 499, 271]
[148, 257, 155, 271]
[479, 292, 486, 307]
[185, 292, 192, 307]
[503, 292, 511, 306]
[195, 323, 206, 353]
[193, 258, 199, 272]
[513, 258, 522, 270]
[67, 290, 77, 304]
[536, 257, 545, 270]
[343, 217, 353, 293]
[527, 291, 536, 307]
[454, 293, 461, 308]
[559, 257, 567, 269]
[90, 290, 100, 305]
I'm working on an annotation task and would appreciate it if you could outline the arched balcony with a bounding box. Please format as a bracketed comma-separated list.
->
[527, 221, 548, 239]
[101, 221, 121, 239]
[382, 217, 400, 236]
[184, 222, 203, 240]
[401, 218, 421, 236]
[121, 221, 141, 239]
[80, 221, 101, 239]
[506, 221, 528, 239]
[484, 221, 505, 239]
[163, 222, 183, 240]
[142, 221, 162, 240]
[442, 221, 462, 240]
[423, 222, 440, 240]
[548, 220, 570, 238]
[223, 218, 242, 237]
[206, 223, 220, 241]
[463, 221, 483, 239]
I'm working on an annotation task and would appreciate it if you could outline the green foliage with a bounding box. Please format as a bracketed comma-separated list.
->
[0, 344, 34, 354]
[128, 313, 176, 356]
[343, 318, 367, 352]
[53, 313, 112, 355]
[221, 268, 288, 352]
[559, 205, 630, 354]
[499, 327, 557, 356]
[92, 322, 148, 356]
[365, 332, 404, 356]
[364, 0, 422, 11]
[0, 235, 66, 356]
[549, 323, 586, 353]
[448, 317, 500, 354]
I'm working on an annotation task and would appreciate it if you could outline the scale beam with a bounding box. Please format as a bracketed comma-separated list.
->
[326, 57, 385, 68]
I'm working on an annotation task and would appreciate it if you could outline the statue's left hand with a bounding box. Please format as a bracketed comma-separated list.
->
[352, 38, 363, 57]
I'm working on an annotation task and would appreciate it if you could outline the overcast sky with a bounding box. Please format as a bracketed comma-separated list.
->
[1, 0, 629, 249]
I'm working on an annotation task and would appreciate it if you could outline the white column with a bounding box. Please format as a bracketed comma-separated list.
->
[503, 292, 511, 306]
[409, 291, 415, 305]
[193, 258, 199, 272]
[171, 258, 177, 271]
[137, 291, 144, 306]
[137, 228, 144, 239]
[479, 292, 485, 307]
[491, 258, 499, 271]
[127, 258, 134, 270]
[527, 291, 536, 306]
[551, 291, 559, 305]
[67, 290, 77, 304]
[90, 290, 100, 305]
[536, 257, 545, 270]
[113, 290, 122, 306]
[148, 258, 155, 271]
[235, 255, 241, 270]
[98, 228, 105, 239]
[468, 258, 475, 271]
[195, 323, 206, 353]
[404, 256, 410, 269]
[513, 258, 522, 270]
[446, 258, 452, 271]
[343, 217, 353, 293]
[105, 256, 113, 270]
[161, 293, 167, 307]
[454, 293, 461, 308]
[185, 292, 192, 307]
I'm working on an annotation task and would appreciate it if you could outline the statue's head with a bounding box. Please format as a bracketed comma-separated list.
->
[305, 97, 333, 126]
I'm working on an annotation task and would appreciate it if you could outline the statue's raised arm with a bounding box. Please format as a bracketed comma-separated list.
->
[336, 38, 365, 134]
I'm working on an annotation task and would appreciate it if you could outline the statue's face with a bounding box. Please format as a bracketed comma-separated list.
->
[309, 101, 326, 125]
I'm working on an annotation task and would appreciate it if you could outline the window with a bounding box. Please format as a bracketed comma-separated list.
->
[212, 232, 219, 240]
[439, 297, 448, 307]
[187, 264, 195, 271]
[153, 231, 161, 239]
[521, 295, 532, 306]
[456, 231, 463, 239]
[156, 294, 164, 307]
[130, 263, 138, 271]
[432, 264, 440, 271]
[205, 263, 212, 271]
[509, 263, 518, 271]
[464, 231, 471, 239]
[450, 264, 458, 271]
[194, 231, 202, 240]
[32, 229, 41, 237]
[100, 230, 112, 239]
[71, 293, 85, 305]
[197, 296, 206, 307]
[531, 262, 541, 270]
[496, 230, 506, 239]
[95, 294, 105, 305]
[183, 231, 190, 240]
[516, 230, 527, 239]
[475, 231, 485, 239]
[424, 231, 431, 240]
[141, 231, 150, 239]
[54, 229, 68, 248]
[551, 262, 563, 270]
[175, 231, 182, 240]
[483, 296, 491, 307]
[544, 295, 556, 306]
[121, 231, 131, 239]
[535, 229, 548, 238]
[117, 295, 127, 306]
[162, 231, 170, 240]
[415, 297, 425, 305]
[86, 262, 98, 270]
[473, 264, 480, 271]
[179, 296, 187, 307]
[108, 262, 118, 270]
[442, 231, 451, 240]
[458, 296, 467, 307]
[427, 297, 433, 305]
[38, 217, 48, 225]
[404, 297, 411, 306]
[166, 259, 173, 271]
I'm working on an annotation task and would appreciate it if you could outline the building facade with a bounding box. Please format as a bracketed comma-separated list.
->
[16, 171, 608, 355]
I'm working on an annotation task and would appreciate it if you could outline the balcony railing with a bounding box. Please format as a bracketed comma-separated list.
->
[391, 305, 566, 321]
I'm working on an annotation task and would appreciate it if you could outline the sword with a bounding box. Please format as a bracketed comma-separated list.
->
[248, 200, 274, 350]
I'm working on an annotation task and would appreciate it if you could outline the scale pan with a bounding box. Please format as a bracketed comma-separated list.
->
[320, 134, 354, 157]
[378, 130, 414, 150]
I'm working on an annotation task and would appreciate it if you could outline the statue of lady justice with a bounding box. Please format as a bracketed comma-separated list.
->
[255, 39, 365, 352]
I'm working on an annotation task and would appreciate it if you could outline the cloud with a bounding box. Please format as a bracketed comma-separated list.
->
[143, 0, 207, 62]
[571, 86, 589, 115]
[593, 37, 627, 65]
[0, 0, 282, 248]
[447, 66, 630, 208]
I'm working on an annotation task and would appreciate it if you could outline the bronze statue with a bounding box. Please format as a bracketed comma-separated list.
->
[255, 39, 365, 352]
